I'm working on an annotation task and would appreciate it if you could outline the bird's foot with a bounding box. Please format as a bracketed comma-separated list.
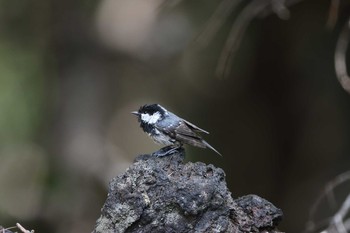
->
[152, 146, 183, 157]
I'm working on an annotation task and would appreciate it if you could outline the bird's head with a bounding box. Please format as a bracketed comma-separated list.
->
[131, 104, 166, 125]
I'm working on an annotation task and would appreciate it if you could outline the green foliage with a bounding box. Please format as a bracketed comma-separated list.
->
[0, 41, 44, 144]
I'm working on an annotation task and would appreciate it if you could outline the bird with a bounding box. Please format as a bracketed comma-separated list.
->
[131, 104, 221, 157]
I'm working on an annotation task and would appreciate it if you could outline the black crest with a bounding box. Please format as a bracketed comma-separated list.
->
[138, 104, 165, 115]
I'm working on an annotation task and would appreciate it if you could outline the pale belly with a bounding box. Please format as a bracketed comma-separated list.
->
[149, 132, 175, 146]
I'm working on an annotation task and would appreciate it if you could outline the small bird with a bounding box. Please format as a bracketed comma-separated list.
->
[132, 104, 221, 157]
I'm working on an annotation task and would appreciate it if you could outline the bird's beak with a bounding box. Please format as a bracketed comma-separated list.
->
[131, 111, 140, 116]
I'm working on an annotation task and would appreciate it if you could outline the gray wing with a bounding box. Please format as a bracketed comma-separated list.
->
[155, 115, 206, 147]
[174, 121, 221, 155]
[174, 121, 207, 148]
[155, 113, 221, 155]
[182, 119, 209, 134]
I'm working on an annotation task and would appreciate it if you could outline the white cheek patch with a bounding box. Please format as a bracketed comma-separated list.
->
[141, 112, 161, 124]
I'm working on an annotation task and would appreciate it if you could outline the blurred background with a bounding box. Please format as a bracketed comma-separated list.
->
[0, 0, 350, 232]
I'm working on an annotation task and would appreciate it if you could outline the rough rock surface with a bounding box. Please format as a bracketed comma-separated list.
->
[93, 149, 283, 233]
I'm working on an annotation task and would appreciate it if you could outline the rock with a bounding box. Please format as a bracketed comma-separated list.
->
[93, 149, 283, 233]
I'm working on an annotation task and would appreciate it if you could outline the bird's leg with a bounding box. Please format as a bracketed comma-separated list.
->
[152, 145, 183, 157]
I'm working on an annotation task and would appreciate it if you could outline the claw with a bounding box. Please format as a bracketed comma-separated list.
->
[152, 146, 182, 157]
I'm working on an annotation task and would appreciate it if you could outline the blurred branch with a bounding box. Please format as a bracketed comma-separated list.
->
[334, 17, 350, 94]
[304, 171, 350, 233]
[16, 223, 34, 233]
[330, 194, 350, 233]
[195, 0, 243, 47]
[216, 0, 271, 78]
[191, 0, 350, 85]
[269, 0, 291, 19]
[195, 0, 303, 78]
[0, 225, 15, 233]
[0, 223, 34, 233]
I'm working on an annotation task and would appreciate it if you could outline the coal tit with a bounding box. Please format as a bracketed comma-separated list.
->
[132, 104, 221, 157]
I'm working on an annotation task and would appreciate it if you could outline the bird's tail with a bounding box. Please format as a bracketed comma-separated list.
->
[202, 140, 222, 156]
